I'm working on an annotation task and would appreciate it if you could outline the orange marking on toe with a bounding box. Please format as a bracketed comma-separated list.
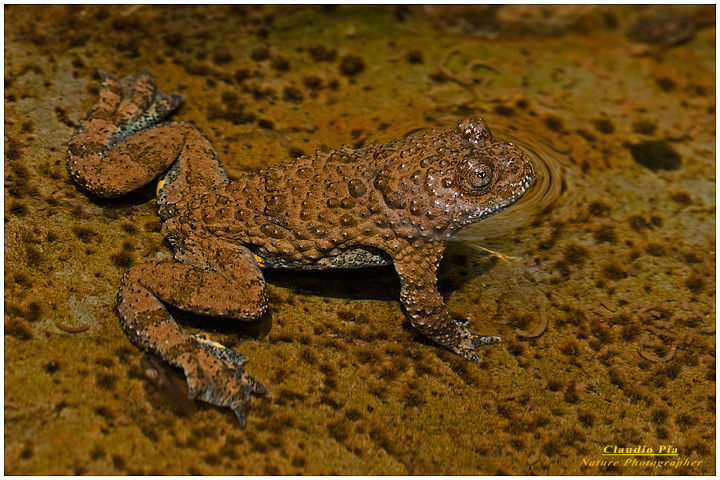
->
[156, 175, 166, 196]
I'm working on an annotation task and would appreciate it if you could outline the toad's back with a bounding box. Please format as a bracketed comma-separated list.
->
[163, 127, 491, 270]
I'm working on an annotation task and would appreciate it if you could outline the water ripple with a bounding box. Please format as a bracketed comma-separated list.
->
[457, 127, 570, 240]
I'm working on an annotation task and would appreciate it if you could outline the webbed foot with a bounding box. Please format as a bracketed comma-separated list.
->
[93, 69, 182, 137]
[451, 321, 502, 363]
[67, 69, 186, 198]
[184, 334, 267, 427]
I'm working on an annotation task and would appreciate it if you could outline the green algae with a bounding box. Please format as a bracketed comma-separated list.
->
[5, 4, 715, 475]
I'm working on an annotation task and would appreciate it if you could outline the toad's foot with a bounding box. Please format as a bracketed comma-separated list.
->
[409, 314, 501, 363]
[67, 70, 188, 198]
[426, 319, 501, 363]
[454, 324, 502, 363]
[185, 334, 267, 426]
[93, 69, 182, 139]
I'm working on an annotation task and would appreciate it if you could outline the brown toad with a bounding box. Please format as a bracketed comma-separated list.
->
[67, 70, 534, 425]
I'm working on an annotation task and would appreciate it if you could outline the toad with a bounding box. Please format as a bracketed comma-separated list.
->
[67, 70, 534, 425]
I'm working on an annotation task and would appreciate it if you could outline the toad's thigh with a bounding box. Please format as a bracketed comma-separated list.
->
[132, 242, 268, 320]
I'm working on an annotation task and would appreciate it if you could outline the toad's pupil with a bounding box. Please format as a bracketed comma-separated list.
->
[469, 165, 492, 189]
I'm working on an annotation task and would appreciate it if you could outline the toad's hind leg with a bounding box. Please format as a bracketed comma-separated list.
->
[67, 70, 227, 199]
[117, 241, 269, 426]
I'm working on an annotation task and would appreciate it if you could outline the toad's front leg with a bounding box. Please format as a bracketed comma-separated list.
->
[392, 242, 501, 362]
[117, 239, 269, 426]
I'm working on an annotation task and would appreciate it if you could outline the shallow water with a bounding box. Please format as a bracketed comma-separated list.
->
[5, 4, 715, 475]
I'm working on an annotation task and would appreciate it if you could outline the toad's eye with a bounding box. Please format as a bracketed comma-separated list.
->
[456, 160, 494, 193]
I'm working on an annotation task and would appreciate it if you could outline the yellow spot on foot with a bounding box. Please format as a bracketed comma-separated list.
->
[193, 333, 226, 349]
[253, 254, 265, 267]
[156, 175, 167, 196]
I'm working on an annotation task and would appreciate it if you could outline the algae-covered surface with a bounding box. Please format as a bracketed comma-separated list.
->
[4, 5, 715, 475]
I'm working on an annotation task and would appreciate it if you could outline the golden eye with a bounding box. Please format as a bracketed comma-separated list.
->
[456, 160, 494, 193]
